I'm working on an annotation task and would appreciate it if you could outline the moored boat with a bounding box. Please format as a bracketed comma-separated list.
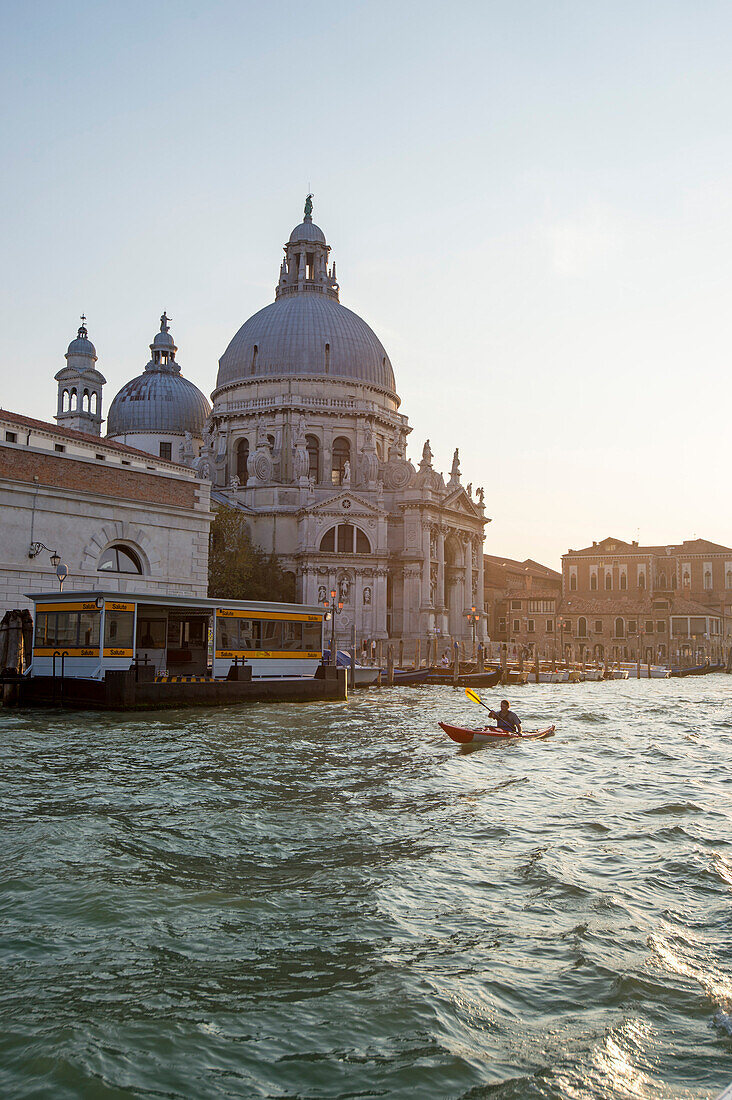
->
[427, 668, 502, 688]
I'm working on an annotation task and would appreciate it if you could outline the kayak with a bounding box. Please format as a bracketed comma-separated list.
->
[439, 722, 556, 745]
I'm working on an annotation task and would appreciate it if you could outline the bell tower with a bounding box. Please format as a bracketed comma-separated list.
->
[54, 316, 106, 435]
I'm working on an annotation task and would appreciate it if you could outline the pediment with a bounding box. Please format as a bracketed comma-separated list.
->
[302, 490, 382, 518]
[442, 487, 481, 518]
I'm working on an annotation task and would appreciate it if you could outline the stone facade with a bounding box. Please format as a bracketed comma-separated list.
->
[559, 536, 730, 664]
[0, 410, 212, 615]
[203, 203, 488, 646]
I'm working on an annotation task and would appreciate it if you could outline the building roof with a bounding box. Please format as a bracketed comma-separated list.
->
[106, 318, 211, 437]
[566, 536, 732, 557]
[483, 553, 561, 579]
[107, 370, 211, 435]
[0, 408, 186, 464]
[215, 210, 398, 397]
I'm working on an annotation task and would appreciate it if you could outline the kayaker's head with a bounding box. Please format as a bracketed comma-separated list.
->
[500, 699, 510, 712]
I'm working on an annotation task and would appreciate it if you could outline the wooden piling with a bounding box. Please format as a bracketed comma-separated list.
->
[453, 642, 459, 685]
[387, 645, 394, 686]
[398, 639, 404, 670]
[414, 637, 420, 670]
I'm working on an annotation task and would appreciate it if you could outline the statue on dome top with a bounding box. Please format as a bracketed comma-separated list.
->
[160, 311, 171, 333]
[304, 193, 314, 219]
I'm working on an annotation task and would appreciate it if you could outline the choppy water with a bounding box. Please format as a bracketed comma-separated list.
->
[2, 677, 732, 1099]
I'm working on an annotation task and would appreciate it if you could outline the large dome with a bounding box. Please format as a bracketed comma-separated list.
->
[216, 294, 397, 394]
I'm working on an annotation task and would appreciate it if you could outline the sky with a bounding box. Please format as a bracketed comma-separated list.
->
[1, 0, 731, 569]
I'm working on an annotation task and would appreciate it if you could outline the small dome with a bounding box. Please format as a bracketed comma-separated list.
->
[66, 335, 97, 358]
[107, 370, 211, 436]
[152, 330, 175, 349]
[289, 219, 326, 245]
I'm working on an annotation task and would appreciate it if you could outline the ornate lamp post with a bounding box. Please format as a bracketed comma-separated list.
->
[29, 542, 67, 589]
[323, 588, 344, 664]
[466, 605, 480, 655]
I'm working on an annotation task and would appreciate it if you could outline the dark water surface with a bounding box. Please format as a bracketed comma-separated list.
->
[2, 677, 732, 1099]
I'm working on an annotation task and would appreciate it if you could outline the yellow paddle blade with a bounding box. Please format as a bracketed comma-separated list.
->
[465, 687, 482, 707]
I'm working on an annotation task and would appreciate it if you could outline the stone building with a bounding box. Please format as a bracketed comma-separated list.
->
[483, 554, 562, 652]
[174, 199, 488, 646]
[558, 536, 730, 664]
[0, 360, 212, 616]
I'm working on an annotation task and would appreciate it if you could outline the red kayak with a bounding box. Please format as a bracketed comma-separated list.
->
[439, 722, 556, 745]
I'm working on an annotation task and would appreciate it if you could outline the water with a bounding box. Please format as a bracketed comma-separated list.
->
[1, 677, 732, 1099]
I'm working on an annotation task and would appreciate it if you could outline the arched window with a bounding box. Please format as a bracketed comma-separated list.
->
[306, 435, 320, 481]
[726, 570, 732, 590]
[605, 572, 612, 590]
[331, 437, 350, 485]
[569, 573, 577, 591]
[657, 572, 666, 588]
[90, 392, 98, 414]
[250, 344, 258, 375]
[236, 438, 249, 482]
[615, 617, 624, 638]
[620, 572, 627, 590]
[62, 389, 70, 412]
[98, 544, 143, 574]
[70, 389, 78, 411]
[590, 573, 597, 590]
[638, 571, 646, 589]
[319, 524, 371, 553]
[577, 617, 587, 637]
[704, 571, 712, 590]
[82, 390, 90, 412]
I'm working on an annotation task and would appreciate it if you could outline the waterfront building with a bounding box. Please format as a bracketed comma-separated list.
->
[105, 199, 488, 645]
[0, 323, 212, 615]
[482, 554, 562, 652]
[559, 536, 731, 664]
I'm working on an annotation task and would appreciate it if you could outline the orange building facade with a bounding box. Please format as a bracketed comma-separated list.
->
[559, 537, 730, 665]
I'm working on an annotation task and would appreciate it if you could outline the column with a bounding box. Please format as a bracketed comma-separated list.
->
[422, 522, 431, 607]
[375, 567, 388, 639]
[464, 534, 473, 615]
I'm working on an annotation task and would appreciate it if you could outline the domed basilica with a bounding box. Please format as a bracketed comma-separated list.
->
[100, 198, 488, 644]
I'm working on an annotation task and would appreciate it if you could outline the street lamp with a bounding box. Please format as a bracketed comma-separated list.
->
[323, 588, 344, 664]
[29, 542, 67, 588]
[466, 605, 480, 653]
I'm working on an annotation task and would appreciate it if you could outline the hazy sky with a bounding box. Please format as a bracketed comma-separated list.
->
[2, 0, 731, 568]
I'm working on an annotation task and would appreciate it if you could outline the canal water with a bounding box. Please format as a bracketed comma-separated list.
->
[1, 677, 732, 1099]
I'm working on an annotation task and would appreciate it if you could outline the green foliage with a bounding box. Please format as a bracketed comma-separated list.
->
[208, 507, 296, 602]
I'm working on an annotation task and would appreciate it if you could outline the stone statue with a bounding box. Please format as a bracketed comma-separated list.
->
[304, 193, 313, 219]
[199, 460, 211, 480]
[343, 459, 351, 484]
[181, 431, 195, 466]
[449, 448, 461, 487]
[318, 585, 327, 603]
[421, 439, 433, 468]
[160, 311, 170, 332]
[230, 474, 240, 488]
[363, 586, 371, 605]
[339, 576, 350, 602]
[477, 486, 485, 505]
[466, 482, 472, 497]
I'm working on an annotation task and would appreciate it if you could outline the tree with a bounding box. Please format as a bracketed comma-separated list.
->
[208, 507, 296, 602]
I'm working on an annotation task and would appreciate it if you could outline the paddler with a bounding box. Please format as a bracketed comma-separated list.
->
[488, 699, 522, 735]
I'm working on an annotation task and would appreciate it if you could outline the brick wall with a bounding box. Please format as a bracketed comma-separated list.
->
[0, 446, 197, 510]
